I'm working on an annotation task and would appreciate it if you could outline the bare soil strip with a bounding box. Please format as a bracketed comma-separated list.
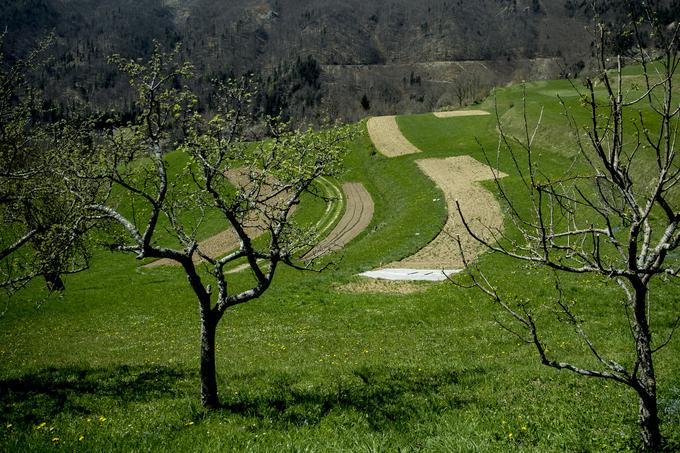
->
[304, 182, 374, 260]
[336, 279, 428, 295]
[433, 110, 491, 118]
[361, 155, 506, 282]
[366, 116, 422, 157]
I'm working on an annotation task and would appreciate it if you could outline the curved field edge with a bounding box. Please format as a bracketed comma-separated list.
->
[145, 175, 346, 269]
[0, 77, 679, 451]
[303, 182, 374, 261]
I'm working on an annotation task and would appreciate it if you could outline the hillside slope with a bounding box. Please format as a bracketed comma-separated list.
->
[1, 0, 674, 121]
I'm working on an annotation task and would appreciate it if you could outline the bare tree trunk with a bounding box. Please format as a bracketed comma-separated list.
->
[44, 272, 65, 292]
[455, 85, 465, 107]
[632, 283, 661, 451]
[182, 260, 220, 408]
[199, 309, 219, 409]
[638, 388, 661, 451]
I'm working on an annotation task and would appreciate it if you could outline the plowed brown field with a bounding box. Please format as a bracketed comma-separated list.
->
[366, 116, 422, 157]
[143, 169, 288, 268]
[385, 155, 507, 269]
[304, 182, 374, 260]
[433, 110, 491, 118]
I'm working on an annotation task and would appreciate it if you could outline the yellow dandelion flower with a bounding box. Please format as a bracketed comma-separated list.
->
[79, 435, 85, 441]
[51, 437, 60, 443]
[508, 432, 513, 439]
[99, 416, 107, 423]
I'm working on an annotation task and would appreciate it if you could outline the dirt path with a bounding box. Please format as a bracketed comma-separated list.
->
[433, 110, 490, 118]
[143, 222, 270, 269]
[366, 116, 422, 157]
[149, 179, 373, 271]
[304, 182, 374, 260]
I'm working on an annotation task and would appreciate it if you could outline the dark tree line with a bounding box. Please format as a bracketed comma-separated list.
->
[0, 0, 623, 123]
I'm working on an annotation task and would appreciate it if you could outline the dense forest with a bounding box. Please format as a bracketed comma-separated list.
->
[2, 0, 680, 122]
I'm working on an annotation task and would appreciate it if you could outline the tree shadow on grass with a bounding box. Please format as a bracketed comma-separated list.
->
[0, 365, 193, 425]
[218, 365, 486, 430]
[0, 364, 486, 432]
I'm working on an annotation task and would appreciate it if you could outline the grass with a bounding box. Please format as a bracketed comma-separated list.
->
[2, 70, 680, 451]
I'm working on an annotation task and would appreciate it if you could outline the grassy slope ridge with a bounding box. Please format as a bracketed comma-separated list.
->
[1, 73, 679, 451]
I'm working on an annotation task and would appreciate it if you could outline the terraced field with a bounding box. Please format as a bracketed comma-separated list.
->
[304, 182, 374, 261]
[361, 114, 508, 282]
[2, 78, 679, 452]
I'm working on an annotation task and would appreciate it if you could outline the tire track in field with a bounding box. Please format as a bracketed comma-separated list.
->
[224, 181, 374, 274]
[304, 182, 374, 260]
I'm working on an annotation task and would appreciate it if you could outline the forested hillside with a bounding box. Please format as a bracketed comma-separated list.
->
[2, 0, 679, 122]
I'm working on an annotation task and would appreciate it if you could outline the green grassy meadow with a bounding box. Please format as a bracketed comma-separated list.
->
[1, 73, 680, 451]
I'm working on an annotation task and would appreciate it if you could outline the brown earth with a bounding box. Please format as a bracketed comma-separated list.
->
[433, 110, 491, 118]
[366, 116, 422, 157]
[304, 182, 374, 260]
[361, 110, 507, 286]
[142, 228, 244, 269]
[385, 155, 507, 270]
[336, 279, 428, 295]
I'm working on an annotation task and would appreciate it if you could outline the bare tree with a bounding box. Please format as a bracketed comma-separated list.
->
[65, 44, 353, 408]
[451, 67, 488, 108]
[455, 11, 680, 451]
